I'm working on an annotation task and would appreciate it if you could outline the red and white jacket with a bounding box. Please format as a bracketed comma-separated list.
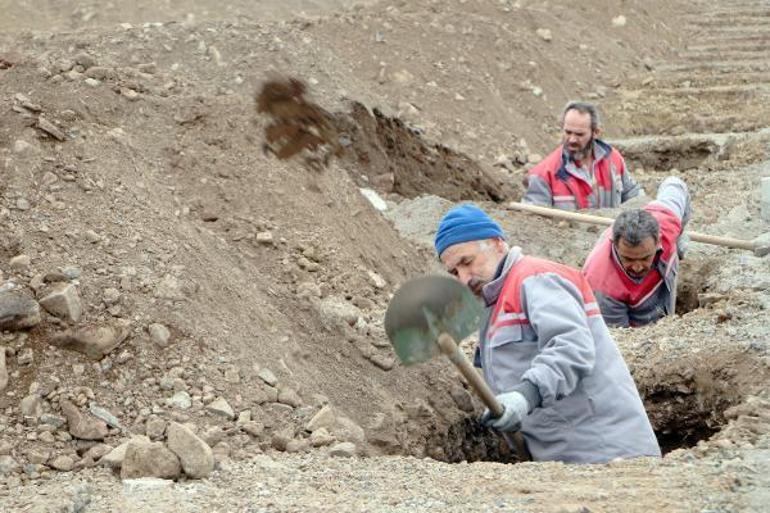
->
[523, 139, 640, 210]
[582, 177, 691, 328]
[478, 247, 661, 463]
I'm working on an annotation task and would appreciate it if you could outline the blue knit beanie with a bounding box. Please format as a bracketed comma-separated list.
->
[434, 204, 505, 257]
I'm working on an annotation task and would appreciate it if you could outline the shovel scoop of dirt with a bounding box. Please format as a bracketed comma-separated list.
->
[255, 75, 344, 170]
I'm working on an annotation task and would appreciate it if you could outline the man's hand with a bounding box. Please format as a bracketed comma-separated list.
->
[480, 391, 530, 432]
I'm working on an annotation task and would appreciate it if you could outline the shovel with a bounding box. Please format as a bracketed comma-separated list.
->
[384, 275, 532, 461]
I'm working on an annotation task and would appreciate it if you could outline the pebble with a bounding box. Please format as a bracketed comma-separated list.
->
[9, 254, 31, 270]
[148, 323, 171, 347]
[166, 422, 214, 479]
[206, 397, 235, 419]
[0, 290, 42, 331]
[39, 283, 83, 322]
[257, 367, 278, 387]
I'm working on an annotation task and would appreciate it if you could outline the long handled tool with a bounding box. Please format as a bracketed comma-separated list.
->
[384, 275, 532, 461]
[508, 202, 769, 256]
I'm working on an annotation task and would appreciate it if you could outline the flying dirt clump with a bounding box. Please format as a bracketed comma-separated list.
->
[256, 76, 343, 170]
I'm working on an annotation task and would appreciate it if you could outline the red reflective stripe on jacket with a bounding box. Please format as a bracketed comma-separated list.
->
[488, 256, 598, 335]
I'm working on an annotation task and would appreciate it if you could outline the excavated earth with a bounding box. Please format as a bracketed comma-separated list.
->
[1, 0, 769, 512]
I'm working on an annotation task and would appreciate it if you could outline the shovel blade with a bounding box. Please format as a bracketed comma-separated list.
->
[384, 275, 483, 366]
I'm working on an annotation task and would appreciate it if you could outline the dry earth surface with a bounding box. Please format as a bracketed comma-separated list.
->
[1, 0, 769, 512]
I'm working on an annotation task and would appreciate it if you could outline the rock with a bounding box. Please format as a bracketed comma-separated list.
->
[359, 188, 388, 212]
[297, 281, 322, 300]
[85, 67, 116, 80]
[169, 391, 192, 410]
[309, 427, 335, 447]
[83, 444, 112, 462]
[121, 439, 181, 480]
[306, 405, 365, 445]
[206, 397, 235, 419]
[103, 287, 121, 306]
[85, 77, 100, 87]
[317, 297, 361, 329]
[17, 347, 33, 365]
[20, 394, 43, 418]
[536, 28, 553, 42]
[26, 449, 51, 464]
[0, 351, 6, 392]
[0, 455, 20, 475]
[0, 290, 42, 330]
[37, 116, 67, 141]
[50, 320, 131, 360]
[39, 432, 56, 444]
[89, 402, 122, 429]
[241, 421, 264, 438]
[256, 231, 274, 245]
[367, 271, 387, 289]
[286, 439, 309, 453]
[100, 438, 144, 469]
[39, 283, 83, 322]
[148, 323, 171, 347]
[13, 140, 36, 155]
[121, 88, 140, 101]
[9, 254, 31, 270]
[0, 442, 12, 455]
[145, 416, 167, 440]
[40, 413, 66, 428]
[224, 367, 240, 384]
[328, 442, 357, 458]
[257, 367, 278, 387]
[612, 15, 627, 27]
[449, 385, 475, 412]
[278, 387, 303, 408]
[367, 353, 395, 371]
[154, 275, 187, 300]
[166, 422, 214, 479]
[61, 400, 109, 440]
[73, 52, 97, 69]
[49, 455, 75, 471]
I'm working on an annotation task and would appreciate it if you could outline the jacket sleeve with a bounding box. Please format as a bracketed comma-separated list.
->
[619, 156, 641, 202]
[594, 291, 631, 328]
[651, 176, 691, 228]
[518, 273, 596, 407]
[522, 174, 553, 206]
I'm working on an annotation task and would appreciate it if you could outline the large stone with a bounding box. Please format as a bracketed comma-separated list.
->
[278, 387, 303, 408]
[49, 454, 75, 471]
[305, 405, 365, 445]
[100, 437, 151, 469]
[0, 290, 42, 330]
[50, 320, 131, 360]
[206, 397, 235, 420]
[121, 438, 181, 480]
[328, 442, 357, 458]
[166, 422, 214, 479]
[20, 394, 43, 418]
[39, 283, 82, 322]
[61, 400, 109, 440]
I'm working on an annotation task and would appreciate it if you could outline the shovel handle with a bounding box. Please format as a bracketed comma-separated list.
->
[437, 333, 532, 461]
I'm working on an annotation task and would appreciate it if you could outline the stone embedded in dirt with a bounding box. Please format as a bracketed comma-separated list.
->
[366, 353, 395, 371]
[328, 442, 357, 458]
[48, 454, 75, 471]
[206, 397, 235, 419]
[306, 405, 365, 445]
[9, 254, 31, 270]
[73, 52, 97, 70]
[0, 455, 20, 475]
[0, 351, 7, 392]
[60, 400, 109, 440]
[102, 287, 121, 306]
[20, 394, 44, 418]
[256, 231, 274, 245]
[50, 320, 131, 360]
[612, 15, 628, 27]
[367, 271, 387, 289]
[271, 429, 294, 452]
[536, 28, 552, 42]
[224, 366, 241, 384]
[154, 275, 187, 300]
[88, 402, 122, 430]
[39, 283, 82, 322]
[278, 387, 303, 408]
[37, 116, 67, 141]
[359, 188, 388, 212]
[26, 448, 51, 465]
[121, 88, 140, 101]
[318, 297, 361, 329]
[145, 416, 167, 440]
[83, 444, 112, 463]
[257, 367, 278, 387]
[100, 438, 147, 469]
[297, 281, 322, 300]
[122, 477, 175, 494]
[241, 421, 265, 438]
[40, 413, 66, 428]
[0, 290, 42, 331]
[85, 67, 116, 81]
[169, 391, 192, 410]
[309, 427, 335, 447]
[120, 438, 181, 480]
[286, 439, 309, 453]
[17, 347, 33, 366]
[166, 422, 214, 479]
[148, 323, 171, 347]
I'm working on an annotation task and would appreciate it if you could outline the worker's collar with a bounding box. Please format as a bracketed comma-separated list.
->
[481, 246, 523, 306]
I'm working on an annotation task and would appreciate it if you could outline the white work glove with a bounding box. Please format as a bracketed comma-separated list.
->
[479, 391, 530, 433]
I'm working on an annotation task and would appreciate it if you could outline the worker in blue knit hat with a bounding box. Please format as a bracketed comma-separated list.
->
[435, 204, 660, 464]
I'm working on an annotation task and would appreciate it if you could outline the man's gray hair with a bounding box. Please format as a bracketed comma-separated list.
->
[612, 209, 660, 246]
[562, 101, 601, 131]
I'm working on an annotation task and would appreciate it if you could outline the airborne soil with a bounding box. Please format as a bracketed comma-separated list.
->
[1, 0, 769, 512]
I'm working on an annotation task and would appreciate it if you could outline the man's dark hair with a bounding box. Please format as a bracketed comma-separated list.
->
[562, 101, 601, 131]
[612, 209, 660, 246]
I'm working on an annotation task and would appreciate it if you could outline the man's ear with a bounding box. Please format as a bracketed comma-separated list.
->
[593, 127, 603, 138]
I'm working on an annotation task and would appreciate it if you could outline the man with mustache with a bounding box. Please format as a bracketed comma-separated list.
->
[523, 101, 640, 210]
[435, 204, 661, 463]
[582, 177, 691, 328]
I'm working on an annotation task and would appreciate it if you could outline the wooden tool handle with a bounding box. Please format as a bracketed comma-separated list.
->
[437, 333, 531, 461]
[508, 202, 757, 252]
